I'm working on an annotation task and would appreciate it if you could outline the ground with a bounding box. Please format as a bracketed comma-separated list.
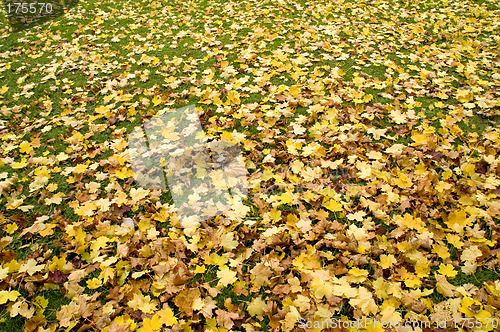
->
[0, 0, 500, 331]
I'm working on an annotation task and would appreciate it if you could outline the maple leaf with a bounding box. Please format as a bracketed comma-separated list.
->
[157, 307, 178, 326]
[395, 172, 413, 189]
[86, 278, 102, 289]
[346, 210, 366, 222]
[220, 232, 238, 251]
[438, 264, 458, 279]
[445, 210, 471, 233]
[461, 245, 482, 263]
[350, 287, 378, 315]
[247, 297, 266, 316]
[295, 217, 312, 233]
[10, 300, 35, 319]
[217, 266, 237, 288]
[48, 269, 65, 284]
[435, 274, 457, 297]
[0, 290, 20, 304]
[19, 259, 44, 276]
[0, 266, 9, 280]
[115, 167, 133, 179]
[379, 305, 402, 325]
[11, 158, 27, 169]
[138, 315, 162, 332]
[216, 309, 240, 329]
[127, 293, 158, 314]
[348, 267, 369, 283]
[18, 141, 33, 154]
[309, 278, 333, 299]
[5, 223, 18, 234]
[173, 288, 201, 316]
[379, 254, 397, 269]
[323, 199, 343, 212]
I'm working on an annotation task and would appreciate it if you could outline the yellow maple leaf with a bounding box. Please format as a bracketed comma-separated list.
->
[19, 141, 33, 154]
[379, 305, 402, 326]
[220, 232, 238, 251]
[456, 89, 473, 103]
[379, 254, 396, 269]
[438, 264, 457, 278]
[152, 94, 161, 106]
[220, 130, 233, 142]
[395, 172, 412, 189]
[7, 197, 23, 210]
[217, 266, 237, 288]
[323, 199, 343, 212]
[432, 244, 450, 260]
[4, 260, 20, 273]
[435, 274, 456, 297]
[39, 223, 56, 237]
[436, 181, 452, 192]
[445, 210, 470, 233]
[446, 234, 464, 249]
[0, 290, 20, 304]
[90, 236, 110, 253]
[404, 277, 421, 288]
[289, 85, 301, 97]
[0, 266, 9, 280]
[116, 93, 134, 102]
[461, 163, 476, 177]
[194, 265, 206, 274]
[115, 167, 133, 180]
[138, 315, 162, 332]
[73, 164, 88, 174]
[206, 253, 227, 266]
[130, 187, 149, 202]
[0, 85, 8, 94]
[95, 105, 112, 117]
[19, 259, 44, 276]
[415, 260, 431, 278]
[348, 267, 369, 283]
[48, 257, 66, 273]
[268, 209, 282, 223]
[127, 293, 158, 314]
[87, 278, 102, 289]
[350, 287, 378, 315]
[279, 192, 292, 205]
[411, 132, 427, 146]
[247, 297, 266, 316]
[462, 245, 482, 263]
[33, 296, 48, 309]
[309, 278, 333, 299]
[5, 223, 18, 234]
[225, 90, 240, 105]
[75, 201, 97, 217]
[157, 307, 177, 326]
[11, 158, 27, 169]
[395, 213, 424, 230]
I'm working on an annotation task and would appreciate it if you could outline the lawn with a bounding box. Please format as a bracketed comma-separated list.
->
[0, 0, 499, 330]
